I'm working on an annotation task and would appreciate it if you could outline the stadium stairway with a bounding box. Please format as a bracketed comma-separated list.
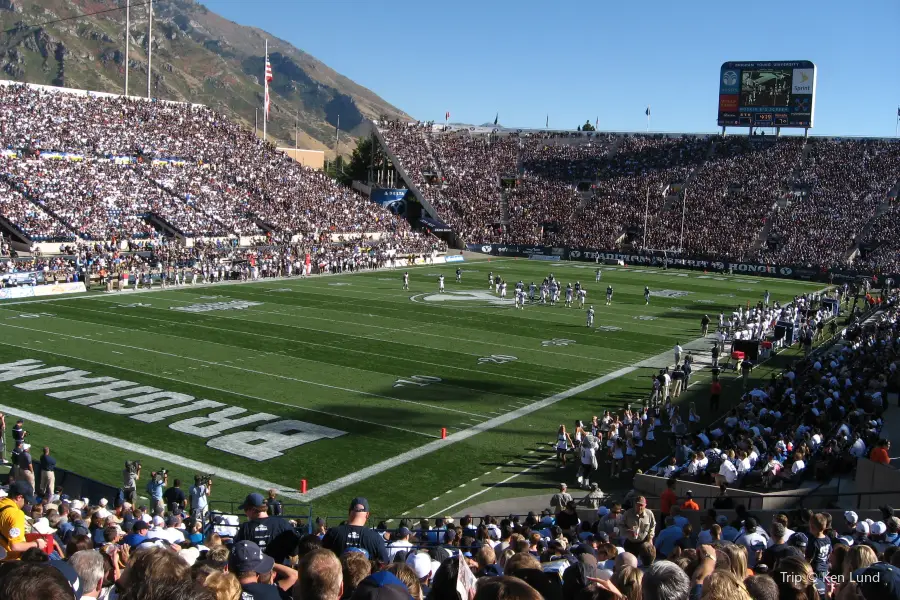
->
[846, 190, 897, 263]
[371, 124, 443, 222]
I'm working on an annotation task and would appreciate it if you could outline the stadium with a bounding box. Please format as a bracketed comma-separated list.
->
[0, 1, 899, 599]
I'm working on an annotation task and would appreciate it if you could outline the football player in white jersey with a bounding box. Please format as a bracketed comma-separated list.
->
[438, 274, 445, 293]
[403, 272, 409, 290]
[577, 288, 587, 308]
[528, 282, 536, 302]
[587, 306, 595, 327]
[499, 280, 507, 299]
[565, 284, 574, 307]
[515, 288, 525, 309]
[548, 281, 558, 306]
[606, 285, 613, 305]
[540, 283, 548, 304]
[595, 268, 602, 282]
[488, 272, 494, 289]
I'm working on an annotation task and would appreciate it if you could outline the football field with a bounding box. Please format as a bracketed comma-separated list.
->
[0, 258, 823, 519]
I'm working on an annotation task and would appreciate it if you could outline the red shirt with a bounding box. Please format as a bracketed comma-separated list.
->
[710, 381, 722, 396]
[682, 499, 699, 511]
[661, 488, 677, 516]
[870, 447, 890, 465]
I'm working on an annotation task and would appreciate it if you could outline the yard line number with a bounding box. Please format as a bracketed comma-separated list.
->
[393, 375, 443, 388]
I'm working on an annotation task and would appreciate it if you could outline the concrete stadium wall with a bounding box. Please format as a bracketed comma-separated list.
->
[632, 473, 825, 511]
[854, 459, 900, 510]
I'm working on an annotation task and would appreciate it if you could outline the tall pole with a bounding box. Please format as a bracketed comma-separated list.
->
[679, 190, 687, 252]
[335, 114, 340, 155]
[295, 111, 298, 154]
[124, 0, 130, 96]
[263, 39, 268, 143]
[146, 0, 152, 98]
[642, 184, 650, 248]
[255, 109, 258, 137]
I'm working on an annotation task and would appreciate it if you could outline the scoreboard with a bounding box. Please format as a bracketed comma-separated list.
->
[717, 60, 817, 128]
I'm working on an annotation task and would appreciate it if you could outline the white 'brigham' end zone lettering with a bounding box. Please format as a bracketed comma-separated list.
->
[0, 359, 346, 461]
[172, 301, 263, 313]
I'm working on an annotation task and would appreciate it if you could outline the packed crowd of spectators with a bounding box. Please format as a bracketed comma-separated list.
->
[0, 84, 431, 251]
[653, 287, 898, 492]
[761, 139, 900, 267]
[650, 137, 803, 259]
[379, 122, 900, 271]
[855, 204, 900, 273]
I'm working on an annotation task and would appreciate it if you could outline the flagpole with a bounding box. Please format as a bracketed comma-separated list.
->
[146, 0, 152, 98]
[263, 39, 268, 143]
[124, 0, 129, 96]
[646, 105, 650, 132]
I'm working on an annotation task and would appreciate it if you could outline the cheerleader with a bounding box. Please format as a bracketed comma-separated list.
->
[556, 425, 575, 469]
[573, 420, 586, 451]
[624, 436, 637, 472]
[590, 415, 601, 438]
[622, 408, 632, 428]
[645, 419, 657, 458]
[611, 438, 625, 478]
[606, 424, 618, 463]
[600, 411, 611, 436]
[689, 403, 700, 428]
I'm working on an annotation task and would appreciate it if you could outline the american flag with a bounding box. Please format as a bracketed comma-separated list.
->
[264, 55, 273, 119]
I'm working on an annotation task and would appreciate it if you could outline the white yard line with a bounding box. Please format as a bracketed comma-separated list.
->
[0, 402, 309, 501]
[40, 301, 557, 400]
[0, 340, 440, 439]
[83, 297, 574, 388]
[0, 259, 514, 307]
[156, 287, 649, 367]
[428, 457, 553, 517]
[298, 365, 638, 501]
[0, 321, 487, 419]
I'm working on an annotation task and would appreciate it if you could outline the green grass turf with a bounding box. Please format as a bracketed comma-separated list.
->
[0, 258, 824, 520]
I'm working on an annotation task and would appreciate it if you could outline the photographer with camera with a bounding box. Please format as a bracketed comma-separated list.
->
[122, 460, 141, 504]
[189, 474, 212, 521]
[145, 468, 168, 514]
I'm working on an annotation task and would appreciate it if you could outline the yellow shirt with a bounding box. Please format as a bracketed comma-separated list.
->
[0, 497, 26, 560]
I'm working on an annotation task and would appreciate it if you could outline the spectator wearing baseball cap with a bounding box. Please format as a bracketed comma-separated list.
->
[351, 570, 414, 600]
[230, 539, 297, 600]
[387, 527, 413, 561]
[322, 497, 388, 563]
[0, 480, 47, 560]
[234, 492, 298, 565]
[123, 520, 150, 548]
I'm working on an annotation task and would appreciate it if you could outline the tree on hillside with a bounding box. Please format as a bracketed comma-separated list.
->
[581, 120, 596, 132]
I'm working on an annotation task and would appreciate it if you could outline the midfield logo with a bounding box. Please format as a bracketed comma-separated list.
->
[172, 300, 263, 313]
[410, 291, 511, 306]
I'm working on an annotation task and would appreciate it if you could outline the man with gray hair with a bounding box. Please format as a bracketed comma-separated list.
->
[69, 549, 106, 598]
[642, 560, 691, 600]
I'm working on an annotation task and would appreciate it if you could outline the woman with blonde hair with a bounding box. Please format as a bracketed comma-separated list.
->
[387, 563, 424, 600]
[840, 545, 878, 590]
[612, 564, 643, 600]
[719, 543, 751, 579]
[556, 425, 574, 468]
[202, 571, 242, 600]
[700, 570, 752, 600]
[776, 556, 818, 600]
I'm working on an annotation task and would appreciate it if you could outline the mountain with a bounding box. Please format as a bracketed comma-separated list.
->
[0, 0, 410, 156]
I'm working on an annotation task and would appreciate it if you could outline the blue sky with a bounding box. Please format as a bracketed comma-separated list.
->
[203, 0, 899, 137]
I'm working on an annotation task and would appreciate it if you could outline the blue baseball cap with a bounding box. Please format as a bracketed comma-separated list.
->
[239, 493, 266, 510]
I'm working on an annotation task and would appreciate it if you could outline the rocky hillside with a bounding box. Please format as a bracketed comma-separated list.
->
[0, 0, 410, 156]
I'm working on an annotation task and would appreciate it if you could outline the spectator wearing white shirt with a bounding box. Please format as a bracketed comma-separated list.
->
[715, 450, 738, 486]
[387, 527, 414, 560]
